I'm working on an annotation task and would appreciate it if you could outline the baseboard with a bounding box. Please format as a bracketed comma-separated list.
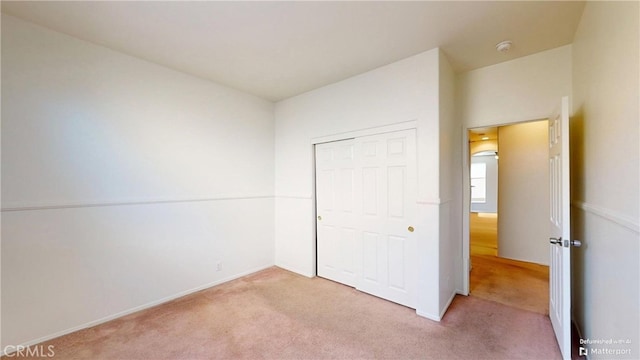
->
[2, 263, 274, 356]
[274, 262, 315, 278]
[456, 287, 470, 297]
[440, 291, 457, 319]
[417, 291, 458, 322]
[416, 310, 442, 321]
[573, 319, 588, 360]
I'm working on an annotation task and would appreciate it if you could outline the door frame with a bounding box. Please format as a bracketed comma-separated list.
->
[311, 120, 417, 145]
[461, 117, 548, 295]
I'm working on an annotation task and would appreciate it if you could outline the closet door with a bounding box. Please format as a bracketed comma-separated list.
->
[315, 129, 417, 308]
[315, 139, 358, 286]
[355, 130, 417, 308]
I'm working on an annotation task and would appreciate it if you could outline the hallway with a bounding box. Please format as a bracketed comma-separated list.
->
[469, 212, 549, 315]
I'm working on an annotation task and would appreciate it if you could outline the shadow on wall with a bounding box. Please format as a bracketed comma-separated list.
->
[569, 106, 586, 335]
[570, 106, 586, 208]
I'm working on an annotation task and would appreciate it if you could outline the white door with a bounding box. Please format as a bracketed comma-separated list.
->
[316, 129, 418, 308]
[548, 96, 576, 360]
[316, 139, 358, 287]
[355, 130, 418, 308]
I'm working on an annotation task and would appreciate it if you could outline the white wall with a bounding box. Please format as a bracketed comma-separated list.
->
[470, 155, 498, 213]
[1, 14, 275, 348]
[497, 120, 549, 265]
[571, 2, 639, 357]
[274, 48, 454, 319]
[458, 45, 572, 129]
[437, 50, 461, 315]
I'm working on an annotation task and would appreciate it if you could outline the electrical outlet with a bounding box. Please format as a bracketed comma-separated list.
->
[216, 262, 223, 272]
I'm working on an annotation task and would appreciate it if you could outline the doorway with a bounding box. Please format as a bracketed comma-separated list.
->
[469, 127, 499, 257]
[466, 120, 550, 315]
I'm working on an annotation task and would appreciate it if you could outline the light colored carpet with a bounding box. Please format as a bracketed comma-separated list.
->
[9, 267, 561, 359]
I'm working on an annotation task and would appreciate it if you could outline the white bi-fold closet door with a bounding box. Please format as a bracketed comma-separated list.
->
[315, 129, 417, 308]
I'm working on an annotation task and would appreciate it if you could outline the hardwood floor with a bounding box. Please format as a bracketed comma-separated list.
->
[470, 212, 498, 256]
[469, 212, 549, 314]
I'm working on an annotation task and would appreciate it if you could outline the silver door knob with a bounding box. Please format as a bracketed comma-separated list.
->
[571, 239, 582, 247]
[317, 216, 322, 221]
[549, 237, 562, 245]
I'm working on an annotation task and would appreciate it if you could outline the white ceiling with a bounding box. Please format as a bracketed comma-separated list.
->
[1, 1, 585, 102]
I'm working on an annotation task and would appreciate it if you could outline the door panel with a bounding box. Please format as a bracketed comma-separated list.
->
[548, 96, 572, 360]
[362, 168, 378, 215]
[355, 129, 417, 308]
[339, 228, 357, 276]
[362, 231, 379, 282]
[340, 169, 355, 212]
[387, 235, 407, 290]
[316, 139, 357, 287]
[387, 166, 406, 218]
[316, 129, 417, 308]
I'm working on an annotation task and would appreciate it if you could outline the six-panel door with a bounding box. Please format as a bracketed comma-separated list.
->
[316, 139, 358, 287]
[548, 97, 572, 360]
[315, 129, 417, 308]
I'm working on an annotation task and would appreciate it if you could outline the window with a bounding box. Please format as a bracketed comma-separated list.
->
[470, 162, 486, 203]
